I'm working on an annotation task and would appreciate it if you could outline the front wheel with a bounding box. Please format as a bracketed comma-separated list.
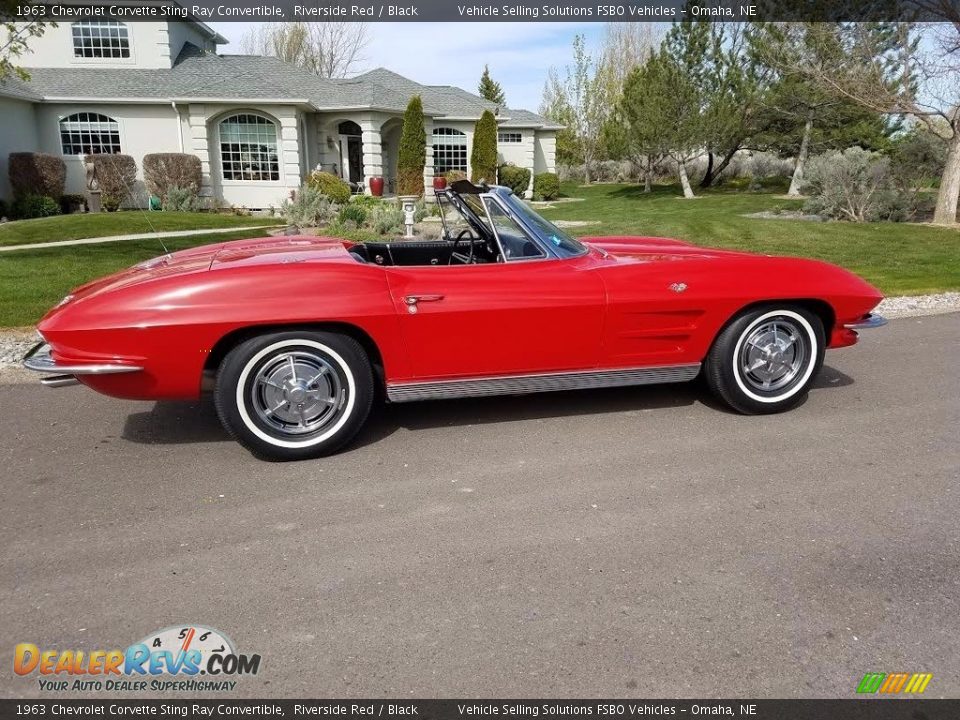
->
[704, 306, 825, 415]
[214, 331, 374, 461]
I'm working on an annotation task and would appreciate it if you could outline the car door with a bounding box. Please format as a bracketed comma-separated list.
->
[385, 255, 605, 381]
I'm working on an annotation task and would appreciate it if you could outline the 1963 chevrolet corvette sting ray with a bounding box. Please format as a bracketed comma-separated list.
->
[24, 181, 885, 461]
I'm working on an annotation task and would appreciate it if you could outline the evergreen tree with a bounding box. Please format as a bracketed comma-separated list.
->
[478, 65, 506, 105]
[470, 110, 498, 183]
[397, 95, 426, 196]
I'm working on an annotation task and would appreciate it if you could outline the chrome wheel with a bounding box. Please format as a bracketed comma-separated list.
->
[737, 317, 807, 393]
[250, 350, 346, 436]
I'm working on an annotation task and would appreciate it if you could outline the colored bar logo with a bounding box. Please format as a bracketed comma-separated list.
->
[857, 672, 932, 694]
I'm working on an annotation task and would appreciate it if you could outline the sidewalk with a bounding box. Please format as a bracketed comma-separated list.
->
[0, 225, 279, 253]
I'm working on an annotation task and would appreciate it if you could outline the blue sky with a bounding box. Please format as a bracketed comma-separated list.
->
[209, 22, 606, 112]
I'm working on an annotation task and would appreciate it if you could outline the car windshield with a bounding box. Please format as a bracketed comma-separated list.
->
[500, 192, 587, 258]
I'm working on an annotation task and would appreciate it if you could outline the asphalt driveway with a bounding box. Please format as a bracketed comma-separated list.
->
[1, 313, 958, 699]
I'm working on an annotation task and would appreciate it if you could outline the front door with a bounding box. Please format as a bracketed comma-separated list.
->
[385, 257, 605, 381]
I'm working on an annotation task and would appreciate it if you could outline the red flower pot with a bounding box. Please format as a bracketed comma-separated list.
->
[370, 176, 384, 197]
[432, 176, 447, 191]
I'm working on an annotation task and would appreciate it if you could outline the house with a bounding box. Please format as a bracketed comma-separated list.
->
[0, 18, 562, 207]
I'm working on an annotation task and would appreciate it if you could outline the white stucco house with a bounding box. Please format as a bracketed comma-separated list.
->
[0, 18, 561, 207]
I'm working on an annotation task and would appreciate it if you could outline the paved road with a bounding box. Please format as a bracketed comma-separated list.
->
[1, 313, 958, 699]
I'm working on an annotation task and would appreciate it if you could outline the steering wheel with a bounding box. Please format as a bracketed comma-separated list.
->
[448, 228, 477, 265]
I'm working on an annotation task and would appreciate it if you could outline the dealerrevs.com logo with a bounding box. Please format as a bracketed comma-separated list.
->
[14, 625, 261, 692]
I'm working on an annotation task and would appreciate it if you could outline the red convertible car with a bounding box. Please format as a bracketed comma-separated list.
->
[24, 181, 885, 461]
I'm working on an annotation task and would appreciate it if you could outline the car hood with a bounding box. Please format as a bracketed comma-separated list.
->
[583, 235, 752, 262]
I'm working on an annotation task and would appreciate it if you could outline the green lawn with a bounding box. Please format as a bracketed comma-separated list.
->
[0, 229, 269, 327]
[0, 211, 278, 247]
[541, 182, 960, 296]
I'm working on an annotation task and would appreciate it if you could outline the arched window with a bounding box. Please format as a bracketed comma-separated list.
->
[432, 127, 467, 175]
[219, 114, 279, 182]
[60, 112, 121, 155]
[337, 120, 362, 136]
[72, 21, 130, 59]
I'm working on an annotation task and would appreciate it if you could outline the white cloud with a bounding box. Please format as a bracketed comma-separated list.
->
[209, 21, 596, 111]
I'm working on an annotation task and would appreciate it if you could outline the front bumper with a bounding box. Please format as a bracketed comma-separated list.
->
[23, 342, 143, 388]
[843, 313, 888, 330]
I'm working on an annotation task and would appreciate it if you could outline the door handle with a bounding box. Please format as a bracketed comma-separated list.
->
[403, 294, 444, 313]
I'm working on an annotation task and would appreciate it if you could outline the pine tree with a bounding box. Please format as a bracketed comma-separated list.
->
[478, 65, 506, 106]
[470, 110, 498, 183]
[397, 95, 426, 196]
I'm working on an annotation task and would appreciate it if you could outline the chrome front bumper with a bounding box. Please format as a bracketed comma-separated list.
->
[23, 342, 143, 388]
[843, 313, 888, 330]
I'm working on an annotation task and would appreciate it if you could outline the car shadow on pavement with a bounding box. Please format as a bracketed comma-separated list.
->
[119, 365, 853, 448]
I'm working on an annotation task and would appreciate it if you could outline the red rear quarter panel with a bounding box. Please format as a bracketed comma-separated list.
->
[38, 237, 404, 400]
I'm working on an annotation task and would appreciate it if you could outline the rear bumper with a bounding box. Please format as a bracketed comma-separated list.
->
[23, 342, 143, 388]
[843, 313, 888, 330]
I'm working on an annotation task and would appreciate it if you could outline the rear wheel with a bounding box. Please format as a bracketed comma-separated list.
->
[214, 331, 374, 461]
[704, 306, 825, 415]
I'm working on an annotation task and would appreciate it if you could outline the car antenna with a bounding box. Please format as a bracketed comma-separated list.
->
[110, 158, 170, 256]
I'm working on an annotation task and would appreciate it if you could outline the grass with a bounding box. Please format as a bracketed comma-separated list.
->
[0, 229, 269, 327]
[540, 182, 960, 296]
[0, 211, 278, 247]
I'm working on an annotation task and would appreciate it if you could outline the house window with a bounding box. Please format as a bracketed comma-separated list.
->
[497, 132, 522, 144]
[219, 114, 280, 182]
[432, 127, 467, 175]
[72, 21, 130, 59]
[59, 112, 121, 155]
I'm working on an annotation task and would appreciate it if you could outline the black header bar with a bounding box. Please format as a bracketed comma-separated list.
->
[4, 0, 956, 23]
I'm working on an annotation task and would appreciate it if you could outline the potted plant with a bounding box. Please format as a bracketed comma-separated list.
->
[369, 176, 384, 197]
[432, 175, 447, 191]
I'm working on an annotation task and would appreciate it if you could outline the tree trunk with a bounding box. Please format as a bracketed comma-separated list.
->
[678, 161, 695, 199]
[644, 171, 651, 193]
[932, 130, 960, 225]
[699, 152, 715, 188]
[788, 118, 814, 198]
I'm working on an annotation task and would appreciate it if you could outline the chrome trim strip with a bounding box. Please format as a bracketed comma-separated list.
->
[387, 363, 701, 403]
[843, 313, 888, 330]
[23, 343, 143, 376]
[40, 374, 81, 388]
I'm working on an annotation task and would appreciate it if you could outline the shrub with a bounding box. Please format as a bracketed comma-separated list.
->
[307, 170, 351, 204]
[143, 153, 202, 203]
[397, 95, 426, 196]
[889, 127, 947, 191]
[498, 164, 531, 195]
[369, 202, 405, 235]
[338, 203, 368, 225]
[444, 170, 467, 183]
[532, 172, 560, 201]
[9, 152, 66, 199]
[802, 148, 912, 222]
[60, 193, 86, 213]
[471, 110, 498, 183]
[280, 185, 338, 227]
[86, 154, 136, 211]
[162, 186, 202, 212]
[350, 194, 383, 209]
[12, 193, 60, 219]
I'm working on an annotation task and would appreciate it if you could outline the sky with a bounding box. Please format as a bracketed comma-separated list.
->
[208, 22, 606, 112]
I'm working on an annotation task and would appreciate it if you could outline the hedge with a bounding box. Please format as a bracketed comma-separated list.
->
[533, 172, 560, 201]
[307, 171, 351, 204]
[86, 154, 137, 211]
[143, 153, 202, 202]
[498, 164, 531, 196]
[9, 152, 66, 199]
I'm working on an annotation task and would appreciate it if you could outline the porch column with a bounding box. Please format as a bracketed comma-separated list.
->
[187, 104, 213, 201]
[275, 108, 302, 189]
[422, 117, 434, 200]
[360, 114, 383, 195]
[520, 131, 536, 199]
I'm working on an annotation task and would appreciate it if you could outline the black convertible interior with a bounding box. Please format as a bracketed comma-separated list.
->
[348, 237, 497, 266]
[347, 181, 545, 266]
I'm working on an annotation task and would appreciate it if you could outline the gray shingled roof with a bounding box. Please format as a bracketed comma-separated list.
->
[5, 50, 561, 128]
